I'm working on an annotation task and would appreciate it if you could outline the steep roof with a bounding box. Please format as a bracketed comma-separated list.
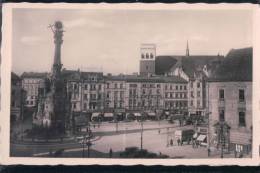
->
[11, 72, 21, 81]
[21, 72, 48, 79]
[169, 55, 224, 78]
[208, 47, 252, 82]
[155, 56, 179, 75]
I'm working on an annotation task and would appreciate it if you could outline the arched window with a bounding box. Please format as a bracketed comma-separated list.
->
[146, 53, 149, 59]
[150, 53, 154, 59]
[141, 54, 145, 59]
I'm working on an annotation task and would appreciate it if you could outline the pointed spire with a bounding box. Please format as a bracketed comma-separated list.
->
[186, 40, 190, 57]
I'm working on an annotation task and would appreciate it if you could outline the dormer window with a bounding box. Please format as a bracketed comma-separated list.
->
[141, 54, 145, 59]
[150, 53, 154, 59]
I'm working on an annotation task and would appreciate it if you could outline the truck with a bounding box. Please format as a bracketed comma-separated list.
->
[174, 129, 194, 144]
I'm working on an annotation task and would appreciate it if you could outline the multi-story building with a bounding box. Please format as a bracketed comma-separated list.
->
[207, 47, 252, 156]
[104, 75, 126, 112]
[21, 72, 47, 107]
[165, 55, 224, 116]
[66, 71, 105, 117]
[11, 72, 24, 122]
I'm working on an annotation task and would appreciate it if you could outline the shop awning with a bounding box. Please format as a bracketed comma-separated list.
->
[92, 112, 100, 117]
[134, 112, 141, 117]
[147, 112, 156, 116]
[197, 135, 207, 141]
[104, 113, 114, 117]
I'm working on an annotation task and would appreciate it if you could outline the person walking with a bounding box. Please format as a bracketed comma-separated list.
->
[177, 138, 180, 146]
[170, 139, 173, 146]
[109, 148, 113, 158]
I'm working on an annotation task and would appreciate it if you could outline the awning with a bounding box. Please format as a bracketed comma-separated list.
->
[134, 113, 141, 117]
[197, 135, 207, 141]
[104, 113, 114, 117]
[92, 112, 100, 117]
[147, 112, 156, 116]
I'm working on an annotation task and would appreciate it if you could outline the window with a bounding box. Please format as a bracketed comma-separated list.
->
[170, 85, 172, 90]
[84, 94, 88, 100]
[184, 85, 187, 90]
[146, 53, 149, 59]
[165, 85, 168, 90]
[197, 82, 200, 88]
[239, 89, 245, 102]
[176, 85, 178, 90]
[84, 84, 88, 90]
[146, 66, 148, 70]
[98, 84, 102, 90]
[190, 82, 193, 88]
[180, 86, 183, 90]
[120, 91, 124, 98]
[157, 84, 160, 88]
[83, 103, 87, 110]
[191, 91, 194, 98]
[219, 109, 225, 121]
[165, 93, 168, 98]
[197, 91, 201, 97]
[190, 101, 193, 106]
[107, 83, 110, 89]
[142, 89, 146, 95]
[120, 83, 123, 89]
[141, 54, 145, 59]
[150, 53, 154, 59]
[175, 93, 178, 98]
[219, 89, 225, 100]
[197, 100, 201, 107]
[239, 111, 246, 127]
[170, 93, 173, 98]
[129, 90, 132, 96]
[98, 94, 102, 99]
[114, 83, 117, 89]
[73, 103, 76, 109]
[74, 84, 78, 90]
[157, 89, 160, 94]
[107, 92, 110, 98]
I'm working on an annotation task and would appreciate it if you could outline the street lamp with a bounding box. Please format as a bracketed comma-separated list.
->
[140, 111, 144, 150]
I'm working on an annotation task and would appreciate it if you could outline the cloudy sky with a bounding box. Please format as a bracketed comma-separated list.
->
[12, 8, 252, 75]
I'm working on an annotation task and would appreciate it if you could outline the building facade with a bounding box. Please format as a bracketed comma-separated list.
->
[11, 72, 25, 122]
[21, 72, 47, 107]
[207, 47, 252, 156]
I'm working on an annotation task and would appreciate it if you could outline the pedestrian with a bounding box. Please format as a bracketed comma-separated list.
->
[177, 138, 180, 146]
[109, 148, 113, 158]
[94, 124, 96, 128]
[170, 139, 173, 146]
[207, 148, 210, 157]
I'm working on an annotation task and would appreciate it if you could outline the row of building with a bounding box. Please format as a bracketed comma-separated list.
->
[11, 40, 252, 154]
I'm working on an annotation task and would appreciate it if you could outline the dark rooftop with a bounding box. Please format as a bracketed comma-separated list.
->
[21, 72, 48, 79]
[11, 72, 21, 81]
[208, 47, 252, 82]
[169, 55, 224, 78]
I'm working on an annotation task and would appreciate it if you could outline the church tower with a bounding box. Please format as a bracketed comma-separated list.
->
[139, 44, 156, 76]
[186, 40, 190, 57]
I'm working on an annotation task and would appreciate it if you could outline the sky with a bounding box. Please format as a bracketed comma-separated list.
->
[12, 8, 253, 75]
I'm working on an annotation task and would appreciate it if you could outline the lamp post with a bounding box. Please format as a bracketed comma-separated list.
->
[140, 110, 144, 150]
